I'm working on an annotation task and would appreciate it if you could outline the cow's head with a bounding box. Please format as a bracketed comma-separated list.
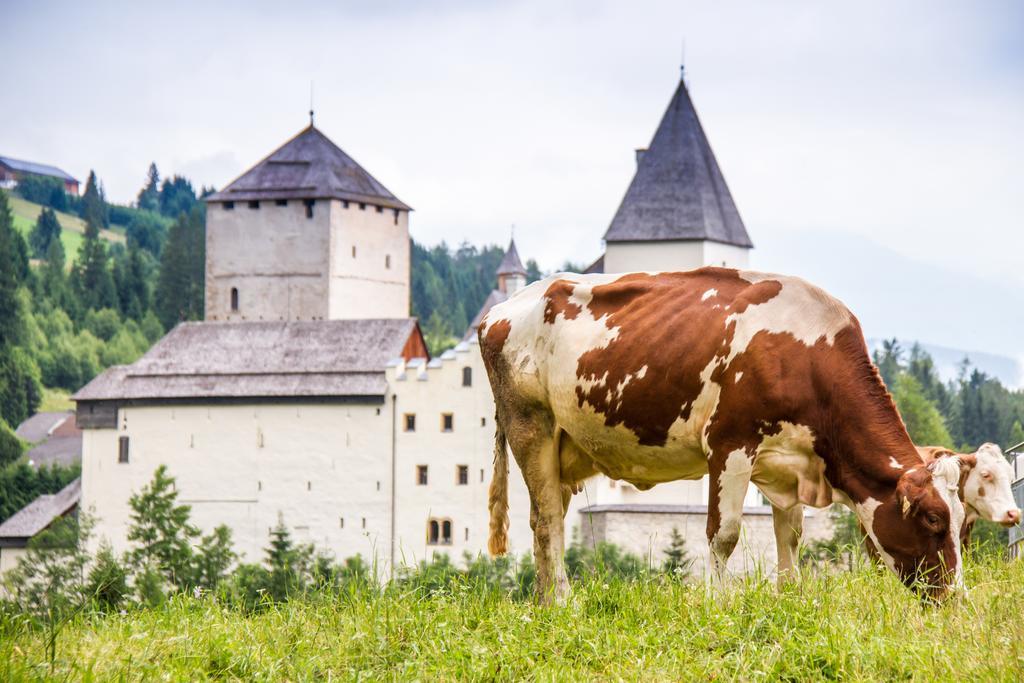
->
[962, 443, 1020, 527]
[866, 459, 964, 600]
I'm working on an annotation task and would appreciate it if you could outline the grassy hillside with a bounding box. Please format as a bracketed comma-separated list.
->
[8, 195, 124, 263]
[3, 557, 1022, 681]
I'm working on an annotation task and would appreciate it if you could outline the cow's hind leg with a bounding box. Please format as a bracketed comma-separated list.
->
[772, 503, 803, 585]
[506, 413, 570, 605]
[706, 448, 753, 580]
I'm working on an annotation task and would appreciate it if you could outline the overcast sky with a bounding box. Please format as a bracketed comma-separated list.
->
[3, 1, 1022, 366]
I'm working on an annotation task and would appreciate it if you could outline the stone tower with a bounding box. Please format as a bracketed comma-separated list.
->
[204, 125, 412, 321]
[601, 73, 752, 274]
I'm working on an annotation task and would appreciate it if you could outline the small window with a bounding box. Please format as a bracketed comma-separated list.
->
[304, 199, 315, 219]
[427, 518, 452, 545]
[342, 200, 350, 209]
[359, 203, 366, 211]
[248, 200, 260, 209]
[393, 209, 399, 225]
[457, 465, 469, 485]
[118, 436, 129, 464]
[352, 246, 357, 258]
[462, 367, 472, 387]
[404, 414, 416, 432]
[441, 413, 454, 432]
[375, 205, 383, 213]
[362, 518, 366, 529]
[417, 465, 428, 485]
[230, 287, 239, 312]
[464, 527, 469, 541]
[480, 468, 485, 483]
[275, 199, 288, 207]
[223, 201, 235, 210]
[481, 417, 486, 427]
[385, 254, 391, 269]
[340, 517, 344, 528]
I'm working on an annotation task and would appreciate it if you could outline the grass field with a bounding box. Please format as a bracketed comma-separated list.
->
[8, 196, 125, 264]
[37, 387, 74, 413]
[2, 557, 1022, 681]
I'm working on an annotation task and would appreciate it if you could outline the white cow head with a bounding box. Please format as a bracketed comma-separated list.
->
[964, 443, 1020, 527]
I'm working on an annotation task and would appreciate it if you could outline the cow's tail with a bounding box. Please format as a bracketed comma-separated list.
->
[488, 411, 510, 556]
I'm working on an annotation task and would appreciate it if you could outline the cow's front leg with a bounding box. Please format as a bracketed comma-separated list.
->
[706, 448, 753, 580]
[772, 503, 803, 585]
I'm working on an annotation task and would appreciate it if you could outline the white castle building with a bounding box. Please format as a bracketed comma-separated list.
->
[68, 74, 829, 577]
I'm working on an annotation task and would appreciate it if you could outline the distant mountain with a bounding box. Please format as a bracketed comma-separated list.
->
[866, 338, 1022, 389]
[752, 228, 1023, 387]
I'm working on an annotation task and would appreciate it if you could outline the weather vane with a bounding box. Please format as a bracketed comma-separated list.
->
[309, 80, 315, 126]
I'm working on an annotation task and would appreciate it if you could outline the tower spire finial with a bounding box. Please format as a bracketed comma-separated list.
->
[309, 80, 315, 126]
[680, 38, 686, 80]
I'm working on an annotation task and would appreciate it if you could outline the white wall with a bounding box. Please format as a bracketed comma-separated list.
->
[388, 341, 535, 565]
[0, 547, 27, 594]
[604, 240, 750, 274]
[206, 200, 331, 322]
[205, 198, 411, 322]
[328, 201, 410, 319]
[82, 403, 393, 567]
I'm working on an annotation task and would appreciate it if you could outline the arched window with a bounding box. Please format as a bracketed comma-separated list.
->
[462, 366, 472, 387]
[427, 518, 453, 545]
[230, 287, 239, 312]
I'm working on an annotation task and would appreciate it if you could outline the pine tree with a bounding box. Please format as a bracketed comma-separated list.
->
[155, 208, 205, 329]
[662, 526, 693, 578]
[72, 217, 116, 311]
[29, 207, 62, 258]
[85, 543, 129, 612]
[80, 170, 108, 229]
[0, 191, 23, 344]
[113, 244, 150, 320]
[137, 162, 160, 212]
[192, 525, 236, 590]
[126, 464, 199, 589]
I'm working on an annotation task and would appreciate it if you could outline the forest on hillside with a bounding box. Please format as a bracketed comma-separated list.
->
[1, 166, 1023, 524]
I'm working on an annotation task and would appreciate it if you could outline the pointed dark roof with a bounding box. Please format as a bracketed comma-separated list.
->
[207, 125, 410, 210]
[496, 238, 527, 276]
[603, 78, 751, 248]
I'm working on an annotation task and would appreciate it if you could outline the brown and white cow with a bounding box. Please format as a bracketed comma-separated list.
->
[479, 268, 965, 603]
[916, 444, 1020, 539]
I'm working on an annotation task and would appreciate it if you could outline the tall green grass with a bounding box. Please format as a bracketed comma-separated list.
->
[2, 556, 1022, 681]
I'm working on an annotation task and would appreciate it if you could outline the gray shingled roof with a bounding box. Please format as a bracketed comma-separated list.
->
[15, 412, 72, 443]
[206, 125, 410, 210]
[0, 156, 78, 183]
[604, 78, 752, 248]
[25, 436, 81, 468]
[73, 319, 422, 401]
[0, 479, 80, 542]
[496, 239, 527, 276]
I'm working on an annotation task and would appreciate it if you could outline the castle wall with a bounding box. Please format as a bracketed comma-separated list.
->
[81, 403, 393, 568]
[328, 200, 410, 319]
[205, 200, 331, 321]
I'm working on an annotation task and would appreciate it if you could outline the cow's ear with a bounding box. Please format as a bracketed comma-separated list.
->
[958, 453, 977, 471]
[896, 472, 922, 518]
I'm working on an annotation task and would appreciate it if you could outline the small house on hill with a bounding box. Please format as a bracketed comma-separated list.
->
[0, 155, 79, 195]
